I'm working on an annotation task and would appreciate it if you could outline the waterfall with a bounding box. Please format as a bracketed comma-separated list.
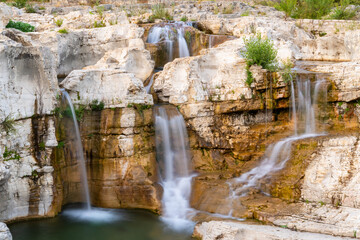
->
[154, 105, 195, 232]
[208, 35, 213, 48]
[147, 22, 190, 63]
[227, 76, 326, 204]
[61, 89, 91, 210]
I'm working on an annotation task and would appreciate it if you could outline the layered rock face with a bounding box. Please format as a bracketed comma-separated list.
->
[0, 31, 59, 221]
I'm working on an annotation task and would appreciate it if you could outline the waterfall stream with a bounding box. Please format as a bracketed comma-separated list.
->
[227, 76, 327, 212]
[154, 105, 195, 232]
[147, 22, 190, 63]
[61, 89, 91, 210]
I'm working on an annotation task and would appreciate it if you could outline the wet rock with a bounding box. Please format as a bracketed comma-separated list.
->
[0, 223, 12, 240]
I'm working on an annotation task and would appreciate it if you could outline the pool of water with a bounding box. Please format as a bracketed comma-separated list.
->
[9, 205, 193, 240]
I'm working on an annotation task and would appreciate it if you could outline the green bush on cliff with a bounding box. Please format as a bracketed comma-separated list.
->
[6, 20, 35, 32]
[275, 0, 297, 18]
[330, 0, 357, 19]
[242, 34, 278, 87]
[12, 0, 27, 8]
[150, 4, 173, 21]
[1, 115, 17, 135]
[89, 100, 105, 111]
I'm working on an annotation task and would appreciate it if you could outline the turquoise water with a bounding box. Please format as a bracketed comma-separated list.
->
[9, 205, 193, 240]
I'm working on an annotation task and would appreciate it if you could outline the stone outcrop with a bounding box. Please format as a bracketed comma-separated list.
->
[0, 30, 60, 222]
[193, 221, 352, 240]
[0, 222, 12, 240]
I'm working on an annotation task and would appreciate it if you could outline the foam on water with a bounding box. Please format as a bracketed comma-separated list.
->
[62, 207, 122, 223]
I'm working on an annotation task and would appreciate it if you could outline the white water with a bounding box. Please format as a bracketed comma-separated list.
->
[154, 105, 195, 232]
[61, 89, 91, 210]
[63, 207, 121, 223]
[227, 77, 326, 204]
[147, 22, 190, 62]
[208, 35, 214, 48]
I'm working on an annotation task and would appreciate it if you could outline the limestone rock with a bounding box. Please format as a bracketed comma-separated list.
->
[85, 47, 154, 82]
[59, 70, 153, 108]
[0, 223, 12, 240]
[193, 221, 352, 240]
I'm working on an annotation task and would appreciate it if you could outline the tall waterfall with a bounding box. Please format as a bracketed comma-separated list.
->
[61, 89, 91, 210]
[147, 22, 190, 62]
[228, 76, 326, 202]
[154, 105, 195, 232]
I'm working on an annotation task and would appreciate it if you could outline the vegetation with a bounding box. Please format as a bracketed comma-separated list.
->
[89, 99, 105, 111]
[242, 34, 278, 87]
[330, 0, 357, 19]
[180, 16, 188, 22]
[149, 4, 173, 21]
[1, 115, 16, 135]
[3, 146, 21, 161]
[25, 4, 36, 13]
[13, 0, 27, 8]
[54, 18, 63, 27]
[96, 5, 105, 18]
[58, 28, 69, 34]
[222, 4, 234, 14]
[275, 0, 297, 18]
[280, 59, 295, 84]
[94, 20, 106, 28]
[57, 141, 65, 148]
[6, 20, 35, 32]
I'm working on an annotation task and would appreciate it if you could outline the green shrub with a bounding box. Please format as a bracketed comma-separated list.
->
[3, 146, 21, 161]
[242, 34, 278, 71]
[57, 141, 65, 148]
[89, 99, 105, 111]
[25, 4, 36, 13]
[58, 28, 68, 34]
[1, 115, 16, 135]
[293, 0, 334, 19]
[180, 16, 188, 22]
[54, 18, 63, 27]
[6, 20, 35, 32]
[96, 5, 105, 18]
[242, 34, 278, 87]
[13, 0, 27, 8]
[280, 59, 295, 84]
[275, 0, 297, 18]
[94, 20, 106, 28]
[330, 0, 357, 19]
[59, 28, 69, 34]
[151, 4, 173, 20]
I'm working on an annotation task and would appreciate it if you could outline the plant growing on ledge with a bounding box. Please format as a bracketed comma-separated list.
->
[241, 33, 278, 87]
[58, 28, 69, 34]
[6, 20, 35, 32]
[93, 20, 106, 28]
[89, 99, 105, 111]
[1, 115, 17, 135]
[3, 146, 21, 161]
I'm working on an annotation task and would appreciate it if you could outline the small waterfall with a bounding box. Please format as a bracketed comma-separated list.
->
[154, 105, 195, 232]
[61, 89, 91, 210]
[147, 22, 190, 63]
[227, 76, 326, 208]
[208, 35, 213, 48]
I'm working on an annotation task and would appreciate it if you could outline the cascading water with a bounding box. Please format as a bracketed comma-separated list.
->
[227, 76, 327, 206]
[154, 105, 195, 232]
[61, 90, 118, 222]
[147, 22, 190, 63]
[61, 89, 91, 210]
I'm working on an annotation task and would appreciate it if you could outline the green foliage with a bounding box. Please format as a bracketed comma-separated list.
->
[3, 146, 21, 161]
[96, 5, 105, 18]
[280, 59, 294, 84]
[293, 0, 334, 19]
[330, 0, 357, 19]
[184, 31, 191, 44]
[13, 0, 27, 8]
[245, 65, 254, 87]
[93, 20, 106, 28]
[89, 99, 105, 111]
[241, 10, 250, 16]
[180, 16, 188, 22]
[6, 20, 35, 32]
[58, 28, 68, 34]
[25, 4, 36, 13]
[39, 141, 46, 151]
[275, 0, 297, 18]
[54, 18, 63, 27]
[150, 4, 173, 21]
[242, 34, 278, 70]
[128, 103, 152, 115]
[57, 141, 65, 148]
[1, 115, 16, 135]
[61, 105, 86, 122]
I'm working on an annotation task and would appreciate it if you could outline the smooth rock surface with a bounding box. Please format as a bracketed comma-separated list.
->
[0, 222, 12, 240]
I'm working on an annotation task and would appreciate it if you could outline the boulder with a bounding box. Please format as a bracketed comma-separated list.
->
[0, 223, 12, 240]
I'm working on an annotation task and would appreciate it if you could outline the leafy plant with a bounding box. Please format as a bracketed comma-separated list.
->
[242, 34, 278, 71]
[293, 0, 334, 19]
[330, 0, 357, 19]
[58, 28, 68, 34]
[180, 16, 188, 22]
[1, 115, 16, 135]
[57, 141, 65, 148]
[96, 5, 105, 18]
[150, 4, 173, 21]
[275, 0, 297, 18]
[280, 59, 294, 84]
[93, 20, 106, 28]
[25, 4, 36, 13]
[89, 99, 105, 111]
[3, 146, 21, 161]
[6, 20, 35, 32]
[54, 18, 63, 27]
[13, 0, 27, 8]
[39, 141, 46, 151]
